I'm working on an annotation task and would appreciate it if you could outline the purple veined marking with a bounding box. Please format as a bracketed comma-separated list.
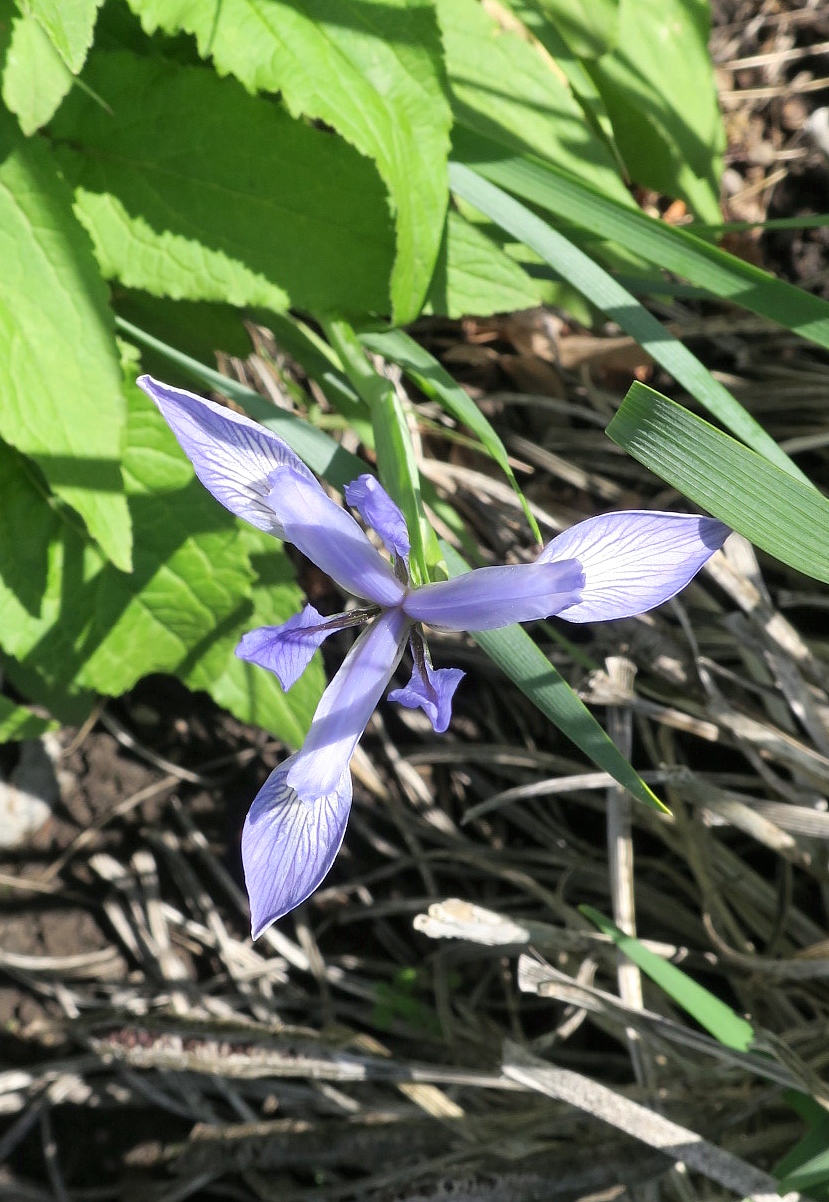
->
[138, 374, 730, 934]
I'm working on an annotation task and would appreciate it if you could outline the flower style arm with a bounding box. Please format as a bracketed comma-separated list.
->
[267, 466, 405, 606]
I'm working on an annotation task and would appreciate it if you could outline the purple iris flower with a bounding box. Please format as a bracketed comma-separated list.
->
[137, 375, 729, 937]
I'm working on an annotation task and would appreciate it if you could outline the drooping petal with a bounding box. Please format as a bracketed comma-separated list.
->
[389, 651, 464, 733]
[287, 608, 410, 801]
[402, 559, 585, 631]
[538, 510, 730, 623]
[137, 375, 316, 538]
[267, 466, 405, 607]
[236, 605, 335, 691]
[242, 754, 352, 937]
[344, 474, 410, 562]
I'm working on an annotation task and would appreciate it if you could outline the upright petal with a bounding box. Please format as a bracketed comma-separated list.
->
[344, 474, 410, 562]
[236, 605, 335, 691]
[538, 510, 730, 623]
[287, 608, 410, 801]
[389, 652, 464, 733]
[403, 560, 585, 631]
[242, 754, 352, 937]
[268, 466, 405, 607]
[137, 375, 316, 537]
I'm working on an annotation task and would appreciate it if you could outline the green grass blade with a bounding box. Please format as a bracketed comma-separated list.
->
[453, 130, 829, 355]
[448, 161, 805, 482]
[581, 906, 754, 1051]
[322, 318, 441, 584]
[360, 327, 541, 543]
[608, 381, 829, 584]
[442, 544, 665, 812]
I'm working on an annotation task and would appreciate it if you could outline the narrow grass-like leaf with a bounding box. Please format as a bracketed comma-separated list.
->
[776, 1121, 829, 1193]
[321, 319, 442, 585]
[452, 130, 829, 355]
[442, 544, 664, 812]
[608, 382, 829, 584]
[448, 160, 805, 482]
[360, 328, 541, 542]
[581, 905, 754, 1051]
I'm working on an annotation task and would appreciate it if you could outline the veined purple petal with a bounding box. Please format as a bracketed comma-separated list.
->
[267, 466, 405, 607]
[242, 754, 352, 937]
[538, 510, 730, 623]
[389, 654, 464, 733]
[344, 474, 410, 562]
[236, 605, 333, 691]
[287, 608, 410, 801]
[137, 375, 315, 538]
[402, 559, 585, 631]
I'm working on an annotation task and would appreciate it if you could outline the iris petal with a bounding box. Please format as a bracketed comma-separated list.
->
[538, 510, 730, 623]
[242, 754, 352, 937]
[267, 466, 405, 607]
[403, 560, 585, 631]
[389, 656, 464, 733]
[344, 474, 410, 562]
[287, 608, 410, 801]
[236, 605, 334, 691]
[137, 375, 315, 538]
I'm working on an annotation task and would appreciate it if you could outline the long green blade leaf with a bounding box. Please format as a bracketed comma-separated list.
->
[448, 160, 806, 482]
[360, 327, 541, 542]
[581, 906, 754, 1051]
[453, 130, 829, 353]
[608, 381, 829, 584]
[443, 544, 664, 812]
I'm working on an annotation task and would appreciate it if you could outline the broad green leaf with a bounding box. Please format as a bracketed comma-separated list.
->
[1, 6, 73, 134]
[426, 209, 542, 317]
[0, 105, 131, 570]
[504, 0, 623, 169]
[442, 544, 664, 812]
[113, 289, 252, 392]
[126, 0, 451, 325]
[588, 0, 724, 222]
[52, 51, 395, 316]
[25, 0, 103, 71]
[448, 160, 807, 482]
[581, 906, 755, 1051]
[185, 527, 323, 748]
[0, 385, 319, 743]
[452, 133, 829, 353]
[360, 326, 541, 541]
[437, 0, 631, 206]
[0, 694, 57, 741]
[608, 382, 829, 584]
[533, 0, 619, 58]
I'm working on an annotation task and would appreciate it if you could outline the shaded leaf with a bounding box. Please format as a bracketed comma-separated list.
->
[588, 0, 724, 221]
[0, 105, 131, 569]
[52, 51, 395, 316]
[127, 0, 451, 324]
[437, 0, 630, 205]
